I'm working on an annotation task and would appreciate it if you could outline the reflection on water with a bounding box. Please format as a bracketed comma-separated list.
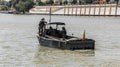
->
[34, 46, 95, 67]
[0, 13, 120, 67]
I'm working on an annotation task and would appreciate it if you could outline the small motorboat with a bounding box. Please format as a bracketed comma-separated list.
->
[37, 22, 95, 50]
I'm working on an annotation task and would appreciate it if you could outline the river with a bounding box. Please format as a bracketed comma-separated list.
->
[0, 13, 120, 67]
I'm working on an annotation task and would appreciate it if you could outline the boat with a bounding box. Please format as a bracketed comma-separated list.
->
[37, 22, 95, 50]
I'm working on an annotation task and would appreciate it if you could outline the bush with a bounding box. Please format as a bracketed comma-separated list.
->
[64, 0, 68, 5]
[46, 0, 54, 5]
[14, 0, 34, 13]
[72, 0, 77, 4]
[86, 0, 92, 4]
[60, 1, 62, 5]
[38, 0, 46, 6]
[0, 5, 9, 10]
[15, 1, 25, 12]
[25, 0, 35, 11]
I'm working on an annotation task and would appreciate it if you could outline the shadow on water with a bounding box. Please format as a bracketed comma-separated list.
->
[34, 45, 95, 60]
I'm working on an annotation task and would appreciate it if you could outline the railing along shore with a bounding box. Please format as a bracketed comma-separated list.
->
[63, 4, 120, 16]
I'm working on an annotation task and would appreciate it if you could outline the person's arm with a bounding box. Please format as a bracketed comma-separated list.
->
[39, 21, 41, 26]
[43, 20, 47, 23]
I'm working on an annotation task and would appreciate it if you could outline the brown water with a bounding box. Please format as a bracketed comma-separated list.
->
[0, 13, 120, 67]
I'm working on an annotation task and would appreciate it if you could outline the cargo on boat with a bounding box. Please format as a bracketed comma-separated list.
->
[37, 22, 95, 50]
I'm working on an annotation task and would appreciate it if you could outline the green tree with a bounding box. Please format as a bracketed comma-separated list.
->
[15, 0, 25, 13]
[25, 0, 34, 11]
[0, 0, 11, 10]
[0, 5, 9, 10]
[86, 0, 92, 4]
[72, 0, 77, 4]
[60, 1, 62, 5]
[38, 0, 45, 6]
[7, 1, 13, 8]
[64, 0, 68, 5]
[14, 0, 34, 13]
[46, 0, 54, 5]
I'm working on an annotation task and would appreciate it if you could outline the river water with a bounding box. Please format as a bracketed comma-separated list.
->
[0, 13, 120, 67]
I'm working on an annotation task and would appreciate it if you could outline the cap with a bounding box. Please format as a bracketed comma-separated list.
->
[41, 18, 45, 20]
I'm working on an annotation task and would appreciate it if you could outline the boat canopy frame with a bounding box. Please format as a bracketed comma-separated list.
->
[48, 22, 65, 25]
[47, 22, 65, 29]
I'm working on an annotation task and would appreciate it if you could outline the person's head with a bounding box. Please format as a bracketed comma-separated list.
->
[49, 26, 53, 29]
[41, 18, 45, 21]
[62, 27, 65, 30]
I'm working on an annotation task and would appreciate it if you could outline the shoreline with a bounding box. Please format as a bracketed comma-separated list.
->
[1, 4, 120, 17]
[1, 11, 120, 17]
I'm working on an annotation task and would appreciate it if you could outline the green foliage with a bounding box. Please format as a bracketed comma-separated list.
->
[46, 0, 54, 5]
[0, 0, 5, 5]
[38, 0, 46, 6]
[25, 0, 34, 11]
[63, 0, 68, 5]
[7, 1, 13, 8]
[60, 1, 62, 5]
[72, 0, 77, 4]
[14, 0, 34, 13]
[15, 0, 25, 12]
[86, 0, 92, 4]
[106, 0, 109, 3]
[0, 0, 10, 10]
[0, 5, 9, 10]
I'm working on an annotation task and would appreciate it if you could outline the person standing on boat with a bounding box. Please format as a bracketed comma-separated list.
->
[39, 18, 47, 35]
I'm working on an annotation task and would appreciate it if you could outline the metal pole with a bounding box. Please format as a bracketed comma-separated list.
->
[89, 3, 91, 16]
[109, 3, 112, 15]
[98, 1, 101, 15]
[72, 5, 73, 15]
[115, 0, 119, 16]
[104, 2, 106, 16]
[80, 5, 82, 15]
[94, 4, 96, 15]
[68, 6, 70, 15]
[76, 5, 78, 16]
[49, 7, 51, 23]
[84, 0, 86, 16]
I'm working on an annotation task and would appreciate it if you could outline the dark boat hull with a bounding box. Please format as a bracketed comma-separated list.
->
[37, 36, 95, 50]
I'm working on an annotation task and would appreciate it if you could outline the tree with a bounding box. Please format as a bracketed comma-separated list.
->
[38, 0, 45, 6]
[7, 1, 13, 8]
[46, 0, 54, 5]
[25, 0, 34, 11]
[0, 5, 9, 10]
[15, 0, 25, 13]
[72, 0, 77, 4]
[0, 0, 11, 10]
[14, 0, 34, 13]
[60, 1, 62, 5]
[106, 0, 110, 3]
[86, 0, 92, 4]
[64, 0, 68, 5]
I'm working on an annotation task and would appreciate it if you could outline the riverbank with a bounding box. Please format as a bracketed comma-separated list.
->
[1, 12, 120, 17]
[1, 4, 120, 17]
[29, 4, 120, 16]
[0, 11, 9, 14]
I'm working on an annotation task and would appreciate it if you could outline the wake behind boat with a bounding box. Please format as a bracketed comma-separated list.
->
[37, 22, 95, 50]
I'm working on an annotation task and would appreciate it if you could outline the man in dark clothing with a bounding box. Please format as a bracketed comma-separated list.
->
[38, 18, 47, 35]
[48, 26, 54, 36]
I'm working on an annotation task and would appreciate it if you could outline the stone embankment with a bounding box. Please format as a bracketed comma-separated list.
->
[29, 4, 120, 16]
